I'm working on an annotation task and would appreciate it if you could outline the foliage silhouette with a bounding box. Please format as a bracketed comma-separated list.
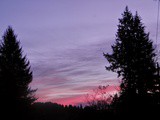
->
[104, 6, 160, 115]
[86, 85, 113, 110]
[0, 26, 36, 119]
[31, 102, 115, 120]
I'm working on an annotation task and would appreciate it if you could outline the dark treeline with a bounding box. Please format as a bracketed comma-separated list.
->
[0, 6, 160, 120]
[31, 102, 114, 120]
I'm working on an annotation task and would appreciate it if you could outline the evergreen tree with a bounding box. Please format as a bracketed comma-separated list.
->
[104, 7, 156, 107]
[0, 27, 36, 117]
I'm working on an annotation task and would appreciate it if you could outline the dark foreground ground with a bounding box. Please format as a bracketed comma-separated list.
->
[30, 102, 159, 120]
[2, 102, 159, 120]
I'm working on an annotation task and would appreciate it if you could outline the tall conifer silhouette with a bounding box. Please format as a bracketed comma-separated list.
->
[0, 27, 36, 118]
[104, 7, 157, 109]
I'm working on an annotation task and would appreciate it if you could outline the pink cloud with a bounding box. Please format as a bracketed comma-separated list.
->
[30, 67, 120, 106]
[51, 95, 85, 105]
[33, 84, 120, 106]
[106, 85, 120, 93]
[35, 91, 87, 105]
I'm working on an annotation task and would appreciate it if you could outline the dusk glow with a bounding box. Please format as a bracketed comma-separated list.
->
[0, 0, 159, 105]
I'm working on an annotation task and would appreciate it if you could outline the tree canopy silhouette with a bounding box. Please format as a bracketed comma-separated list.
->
[104, 6, 157, 109]
[0, 27, 36, 117]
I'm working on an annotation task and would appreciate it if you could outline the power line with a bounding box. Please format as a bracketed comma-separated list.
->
[156, 0, 160, 44]
[156, 0, 160, 42]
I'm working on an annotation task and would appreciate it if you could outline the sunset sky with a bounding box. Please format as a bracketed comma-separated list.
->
[0, 0, 159, 105]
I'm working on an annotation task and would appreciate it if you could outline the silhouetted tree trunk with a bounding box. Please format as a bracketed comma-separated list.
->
[0, 27, 36, 119]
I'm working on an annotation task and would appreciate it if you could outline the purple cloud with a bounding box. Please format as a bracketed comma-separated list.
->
[0, 0, 158, 105]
